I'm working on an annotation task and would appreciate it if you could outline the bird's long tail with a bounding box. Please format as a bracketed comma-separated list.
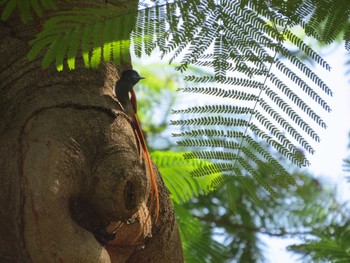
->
[130, 89, 160, 223]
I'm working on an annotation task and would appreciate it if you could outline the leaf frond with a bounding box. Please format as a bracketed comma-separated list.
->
[1, 0, 56, 22]
[151, 151, 223, 204]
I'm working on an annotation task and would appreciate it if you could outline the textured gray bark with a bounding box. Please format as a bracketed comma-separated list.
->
[0, 1, 183, 262]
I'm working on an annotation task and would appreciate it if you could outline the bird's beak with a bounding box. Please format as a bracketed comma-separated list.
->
[139, 76, 145, 80]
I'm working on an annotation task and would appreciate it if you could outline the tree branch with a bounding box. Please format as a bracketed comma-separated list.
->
[195, 215, 310, 237]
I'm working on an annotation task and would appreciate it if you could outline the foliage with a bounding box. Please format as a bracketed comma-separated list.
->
[300, 0, 350, 49]
[29, 5, 138, 70]
[132, 61, 208, 149]
[150, 114, 346, 262]
[151, 151, 223, 204]
[140, 65, 228, 261]
[175, 204, 228, 263]
[287, 133, 350, 263]
[178, 154, 345, 262]
[1, 1, 344, 195]
[163, 1, 334, 202]
[0, 0, 57, 22]
[289, 222, 350, 262]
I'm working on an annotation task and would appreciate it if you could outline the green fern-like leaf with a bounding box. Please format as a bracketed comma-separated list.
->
[151, 151, 223, 204]
[284, 29, 330, 69]
[175, 205, 227, 263]
[27, 5, 138, 69]
[1, 0, 56, 22]
[267, 73, 327, 128]
[172, 105, 252, 115]
[289, 223, 350, 262]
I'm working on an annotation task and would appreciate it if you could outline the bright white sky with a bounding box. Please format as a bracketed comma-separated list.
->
[307, 45, 350, 198]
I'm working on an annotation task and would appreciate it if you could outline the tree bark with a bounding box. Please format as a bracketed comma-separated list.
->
[0, 1, 183, 262]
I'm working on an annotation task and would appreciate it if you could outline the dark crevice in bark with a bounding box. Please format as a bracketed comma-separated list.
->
[16, 104, 129, 260]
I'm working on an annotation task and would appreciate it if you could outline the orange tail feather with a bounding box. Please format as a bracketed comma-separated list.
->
[133, 113, 160, 223]
[130, 88, 159, 223]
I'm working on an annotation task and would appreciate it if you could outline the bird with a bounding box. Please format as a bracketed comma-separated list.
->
[115, 69, 160, 223]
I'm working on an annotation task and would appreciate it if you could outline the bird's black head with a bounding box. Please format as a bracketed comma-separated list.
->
[121, 70, 145, 86]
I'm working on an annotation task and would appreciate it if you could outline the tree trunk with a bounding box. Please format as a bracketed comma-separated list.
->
[0, 1, 183, 262]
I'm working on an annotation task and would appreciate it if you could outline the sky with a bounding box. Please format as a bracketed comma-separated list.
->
[307, 45, 350, 199]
